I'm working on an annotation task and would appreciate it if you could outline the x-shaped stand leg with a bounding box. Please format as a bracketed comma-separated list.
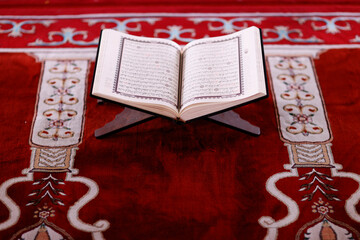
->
[94, 107, 260, 138]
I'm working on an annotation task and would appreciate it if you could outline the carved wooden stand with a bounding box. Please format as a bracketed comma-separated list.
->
[94, 107, 260, 138]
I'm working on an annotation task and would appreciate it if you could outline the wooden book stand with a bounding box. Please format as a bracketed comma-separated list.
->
[94, 107, 260, 138]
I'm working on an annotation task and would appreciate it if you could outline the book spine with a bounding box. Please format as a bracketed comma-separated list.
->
[90, 29, 104, 98]
[177, 50, 183, 112]
[259, 28, 269, 97]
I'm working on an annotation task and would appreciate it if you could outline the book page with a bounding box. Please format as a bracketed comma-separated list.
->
[180, 36, 242, 109]
[178, 27, 267, 122]
[92, 29, 182, 117]
[114, 37, 181, 108]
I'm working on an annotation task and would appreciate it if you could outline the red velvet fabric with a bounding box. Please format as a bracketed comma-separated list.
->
[1, 4, 360, 16]
[1, 49, 360, 239]
[0, 0, 359, 7]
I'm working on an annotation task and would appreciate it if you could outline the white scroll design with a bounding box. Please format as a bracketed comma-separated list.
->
[66, 169, 110, 240]
[0, 52, 110, 239]
[0, 172, 33, 231]
[258, 163, 299, 239]
[261, 54, 360, 239]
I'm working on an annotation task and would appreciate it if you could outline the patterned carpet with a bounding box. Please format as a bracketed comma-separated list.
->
[0, 7, 360, 239]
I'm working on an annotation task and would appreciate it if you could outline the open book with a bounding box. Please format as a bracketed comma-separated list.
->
[91, 26, 267, 122]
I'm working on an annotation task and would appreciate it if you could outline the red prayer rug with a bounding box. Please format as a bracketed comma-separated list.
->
[1, 5, 360, 240]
